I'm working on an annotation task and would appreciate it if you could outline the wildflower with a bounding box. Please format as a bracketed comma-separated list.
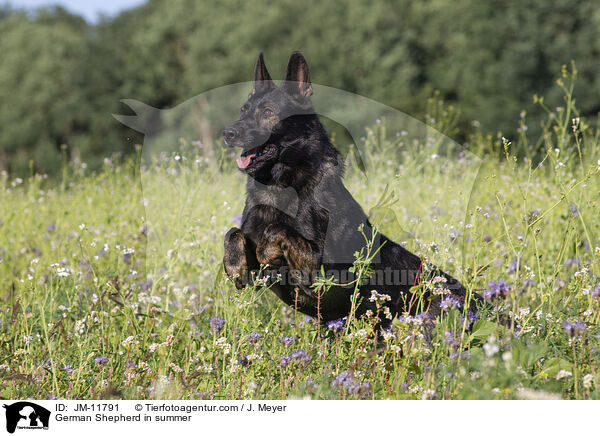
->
[51, 263, 71, 278]
[232, 214, 243, 227]
[348, 329, 369, 340]
[290, 350, 311, 363]
[571, 117, 580, 131]
[325, 318, 346, 332]
[121, 335, 139, 349]
[63, 364, 74, 374]
[422, 389, 437, 400]
[209, 316, 225, 333]
[94, 355, 109, 365]
[464, 311, 479, 327]
[215, 337, 231, 355]
[562, 320, 585, 337]
[246, 332, 261, 345]
[331, 371, 369, 394]
[278, 335, 296, 346]
[280, 349, 311, 367]
[442, 331, 459, 347]
[556, 369, 572, 380]
[483, 279, 511, 301]
[569, 204, 578, 217]
[583, 374, 594, 389]
[507, 257, 519, 273]
[592, 284, 600, 300]
[168, 363, 183, 373]
[439, 295, 462, 311]
[369, 290, 391, 305]
[483, 336, 499, 357]
[149, 343, 163, 353]
[451, 350, 470, 361]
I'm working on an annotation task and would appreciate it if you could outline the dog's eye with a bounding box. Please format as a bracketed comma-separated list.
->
[240, 105, 249, 116]
[262, 108, 274, 118]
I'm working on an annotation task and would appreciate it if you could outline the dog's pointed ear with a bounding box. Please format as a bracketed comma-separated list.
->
[283, 51, 313, 98]
[252, 52, 275, 95]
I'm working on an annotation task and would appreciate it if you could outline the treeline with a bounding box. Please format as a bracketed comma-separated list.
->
[1, 0, 599, 176]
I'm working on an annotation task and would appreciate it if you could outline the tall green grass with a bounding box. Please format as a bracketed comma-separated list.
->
[1, 65, 599, 399]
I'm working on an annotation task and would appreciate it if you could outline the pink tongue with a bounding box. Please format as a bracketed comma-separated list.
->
[236, 154, 255, 169]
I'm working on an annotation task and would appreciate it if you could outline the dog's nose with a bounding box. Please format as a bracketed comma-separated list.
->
[222, 127, 238, 144]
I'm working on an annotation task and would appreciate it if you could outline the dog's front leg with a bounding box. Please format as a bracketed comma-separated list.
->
[223, 227, 259, 289]
[256, 223, 319, 294]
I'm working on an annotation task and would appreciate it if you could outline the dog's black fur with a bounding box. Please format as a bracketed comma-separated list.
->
[222, 51, 476, 326]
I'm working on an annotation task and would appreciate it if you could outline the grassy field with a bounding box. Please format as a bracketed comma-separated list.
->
[1, 68, 599, 400]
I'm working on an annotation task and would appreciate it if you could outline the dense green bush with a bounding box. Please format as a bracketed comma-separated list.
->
[1, 0, 599, 175]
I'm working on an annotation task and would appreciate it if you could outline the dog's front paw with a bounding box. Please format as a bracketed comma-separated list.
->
[223, 227, 251, 289]
[256, 224, 287, 266]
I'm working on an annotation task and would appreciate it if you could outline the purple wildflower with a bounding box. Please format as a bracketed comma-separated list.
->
[524, 209, 540, 223]
[563, 321, 585, 337]
[280, 350, 312, 367]
[232, 214, 243, 227]
[63, 363, 74, 374]
[442, 331, 459, 347]
[570, 204, 578, 217]
[451, 351, 471, 360]
[246, 332, 261, 345]
[458, 310, 479, 328]
[290, 350, 312, 363]
[94, 355, 108, 365]
[209, 316, 225, 333]
[415, 312, 432, 322]
[592, 283, 600, 300]
[440, 296, 462, 311]
[326, 318, 346, 332]
[331, 371, 369, 394]
[483, 279, 511, 301]
[278, 335, 296, 346]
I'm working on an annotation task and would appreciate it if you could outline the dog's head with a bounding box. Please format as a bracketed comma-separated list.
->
[222, 51, 319, 179]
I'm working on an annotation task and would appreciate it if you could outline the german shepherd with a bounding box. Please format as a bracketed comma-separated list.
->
[222, 51, 477, 327]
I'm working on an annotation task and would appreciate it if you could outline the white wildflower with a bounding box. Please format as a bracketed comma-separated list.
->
[216, 337, 231, 355]
[556, 369, 572, 380]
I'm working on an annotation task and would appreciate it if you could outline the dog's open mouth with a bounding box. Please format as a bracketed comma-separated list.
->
[236, 144, 274, 169]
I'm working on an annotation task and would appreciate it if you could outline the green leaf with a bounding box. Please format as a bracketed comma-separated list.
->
[537, 357, 573, 379]
[468, 320, 506, 342]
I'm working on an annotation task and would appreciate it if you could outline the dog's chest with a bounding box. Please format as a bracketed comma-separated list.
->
[241, 186, 322, 246]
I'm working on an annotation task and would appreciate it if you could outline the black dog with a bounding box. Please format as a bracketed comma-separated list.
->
[222, 51, 477, 326]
